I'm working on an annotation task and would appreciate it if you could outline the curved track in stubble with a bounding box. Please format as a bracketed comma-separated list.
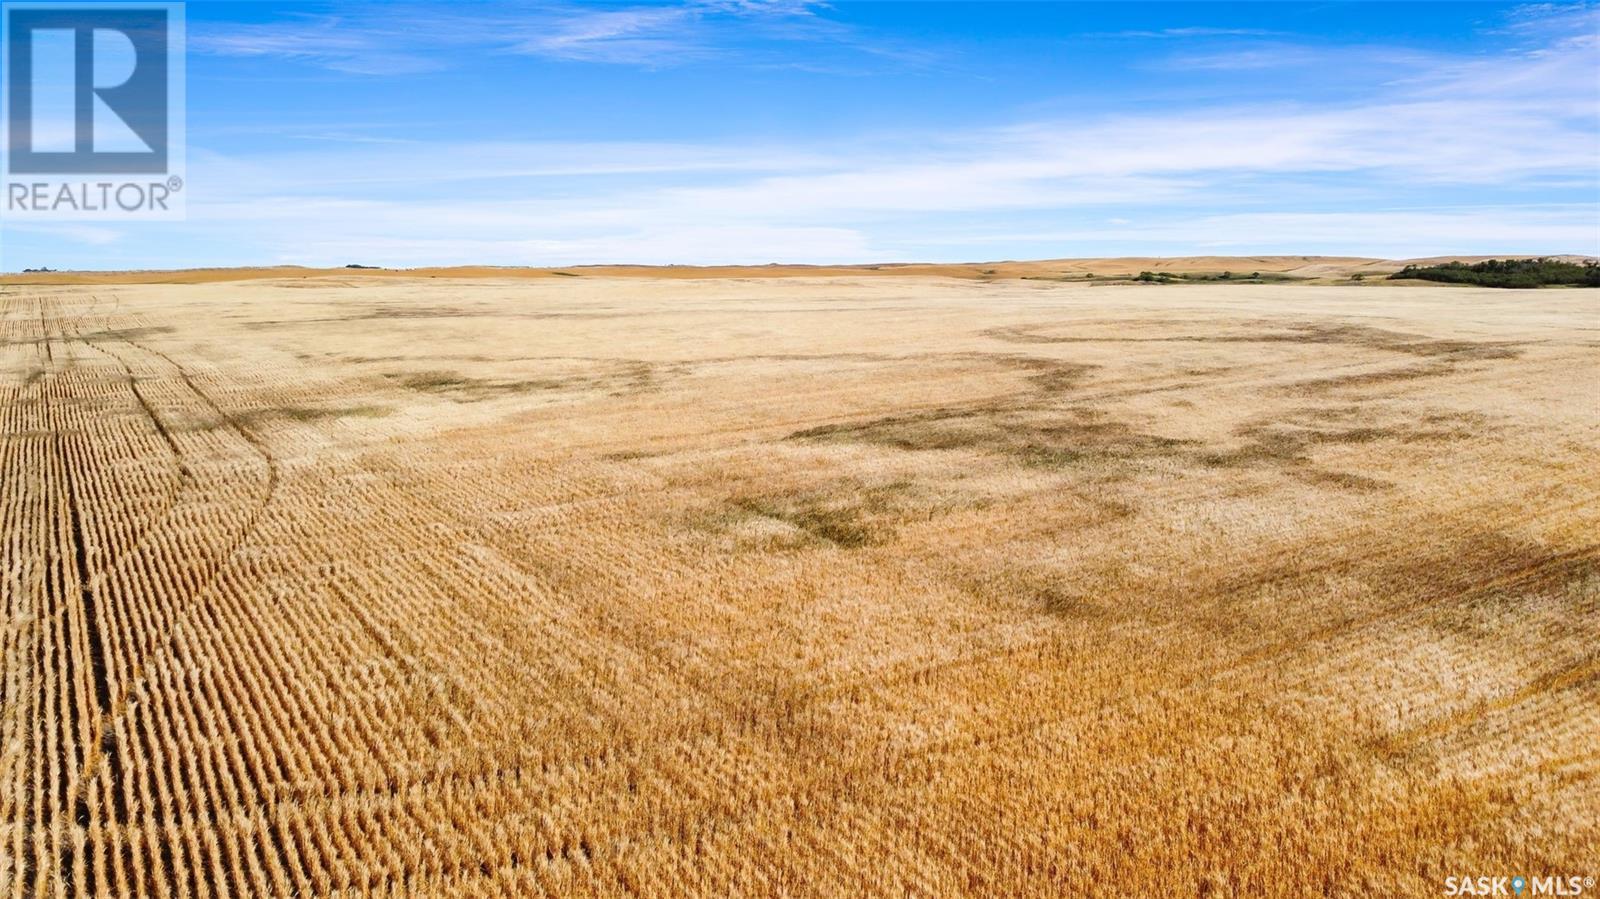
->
[0, 287, 282, 897]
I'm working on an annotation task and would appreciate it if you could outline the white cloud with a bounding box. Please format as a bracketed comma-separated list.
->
[936, 207, 1599, 255]
[11, 3, 1597, 268]
[193, 0, 838, 72]
[0, 221, 124, 246]
[185, 61, 1597, 223]
[1107, 27, 1281, 40]
[193, 13, 448, 75]
[508, 6, 700, 64]
[261, 224, 873, 267]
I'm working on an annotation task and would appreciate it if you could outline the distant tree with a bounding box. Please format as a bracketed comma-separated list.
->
[1388, 258, 1599, 288]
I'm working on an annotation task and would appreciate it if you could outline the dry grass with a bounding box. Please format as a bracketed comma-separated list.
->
[1, 275, 1595, 897]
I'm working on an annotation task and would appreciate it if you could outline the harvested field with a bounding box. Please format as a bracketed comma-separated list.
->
[1, 276, 1596, 897]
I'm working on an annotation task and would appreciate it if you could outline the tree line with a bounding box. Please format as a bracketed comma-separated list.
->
[1389, 258, 1600, 288]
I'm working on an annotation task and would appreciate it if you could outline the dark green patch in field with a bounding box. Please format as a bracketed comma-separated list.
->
[1197, 407, 1489, 491]
[737, 499, 874, 548]
[79, 326, 175, 342]
[1418, 536, 1600, 646]
[1289, 468, 1393, 492]
[792, 354, 1190, 475]
[388, 361, 682, 401]
[394, 371, 472, 391]
[1029, 582, 1104, 618]
[985, 321, 1520, 356]
[794, 402, 1194, 480]
[182, 404, 394, 431]
[725, 481, 917, 549]
[387, 370, 568, 399]
[244, 404, 392, 425]
[789, 354, 1096, 458]
[792, 405, 1007, 452]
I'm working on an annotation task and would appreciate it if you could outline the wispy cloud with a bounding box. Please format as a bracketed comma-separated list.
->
[934, 206, 1599, 255]
[1160, 3, 1600, 82]
[1160, 41, 1444, 73]
[168, 29, 1596, 266]
[14, 3, 1597, 269]
[0, 221, 124, 248]
[192, 0, 866, 72]
[507, 5, 700, 64]
[1502, 1, 1600, 48]
[194, 12, 448, 75]
[1104, 26, 1281, 40]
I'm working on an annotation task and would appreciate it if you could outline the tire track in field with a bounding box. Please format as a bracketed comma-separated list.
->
[38, 292, 200, 897]
[19, 289, 287, 896]
[0, 285, 58, 895]
[13, 291, 117, 897]
[1377, 648, 1600, 759]
[22, 291, 150, 896]
[1217, 543, 1599, 676]
[357, 338, 1596, 870]
[56, 293, 195, 555]
[92, 303, 292, 894]
[770, 520, 1600, 808]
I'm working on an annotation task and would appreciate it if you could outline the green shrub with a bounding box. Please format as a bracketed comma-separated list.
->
[1388, 258, 1599, 288]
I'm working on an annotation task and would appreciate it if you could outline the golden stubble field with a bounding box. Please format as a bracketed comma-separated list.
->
[1, 274, 1596, 897]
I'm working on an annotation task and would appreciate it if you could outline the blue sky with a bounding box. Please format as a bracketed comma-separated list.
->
[2, 0, 1598, 269]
